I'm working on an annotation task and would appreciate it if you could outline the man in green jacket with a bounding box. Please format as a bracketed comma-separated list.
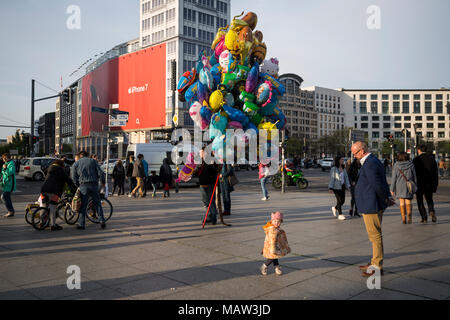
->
[1, 153, 16, 218]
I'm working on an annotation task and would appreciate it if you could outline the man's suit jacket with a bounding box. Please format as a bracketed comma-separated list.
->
[355, 154, 391, 214]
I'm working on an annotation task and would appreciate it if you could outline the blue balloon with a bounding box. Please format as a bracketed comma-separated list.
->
[185, 81, 199, 106]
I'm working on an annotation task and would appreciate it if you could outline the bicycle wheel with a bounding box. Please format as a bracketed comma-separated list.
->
[86, 198, 113, 224]
[25, 208, 33, 225]
[31, 207, 50, 231]
[64, 205, 79, 225]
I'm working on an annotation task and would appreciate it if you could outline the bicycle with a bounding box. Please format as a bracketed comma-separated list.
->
[64, 193, 113, 225]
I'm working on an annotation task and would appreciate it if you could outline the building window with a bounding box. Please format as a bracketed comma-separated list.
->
[413, 101, 421, 113]
[427, 132, 434, 138]
[415, 116, 422, 121]
[361, 116, 369, 121]
[371, 94, 378, 100]
[436, 94, 443, 100]
[371, 102, 378, 114]
[393, 102, 400, 114]
[436, 101, 443, 113]
[372, 123, 380, 129]
[438, 123, 445, 128]
[359, 102, 367, 114]
[384, 123, 391, 129]
[372, 132, 380, 138]
[382, 102, 389, 114]
[383, 116, 390, 121]
[427, 123, 434, 129]
[425, 94, 432, 100]
[402, 101, 410, 114]
[438, 132, 445, 138]
[425, 102, 432, 114]
[393, 94, 400, 100]
[360, 94, 366, 100]
[361, 123, 368, 129]
[394, 123, 402, 129]
[382, 94, 389, 100]
[414, 94, 420, 100]
[402, 94, 410, 100]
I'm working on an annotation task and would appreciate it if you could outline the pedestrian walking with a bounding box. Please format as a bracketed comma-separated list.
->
[142, 156, 149, 197]
[40, 160, 77, 231]
[328, 156, 351, 221]
[149, 171, 159, 198]
[71, 151, 107, 230]
[413, 145, 439, 223]
[391, 152, 417, 224]
[347, 158, 361, 217]
[126, 155, 136, 195]
[112, 160, 126, 196]
[260, 211, 291, 276]
[197, 150, 219, 225]
[438, 157, 446, 178]
[130, 154, 146, 198]
[159, 158, 173, 198]
[351, 142, 395, 277]
[1, 153, 16, 218]
[259, 162, 270, 201]
[220, 164, 234, 216]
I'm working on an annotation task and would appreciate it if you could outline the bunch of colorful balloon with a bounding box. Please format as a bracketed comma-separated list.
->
[177, 11, 286, 164]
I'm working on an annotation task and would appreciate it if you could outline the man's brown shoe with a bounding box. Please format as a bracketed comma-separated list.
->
[362, 268, 384, 277]
[359, 263, 371, 271]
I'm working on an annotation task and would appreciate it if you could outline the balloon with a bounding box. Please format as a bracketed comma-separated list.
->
[224, 93, 235, 107]
[222, 105, 250, 127]
[212, 135, 226, 163]
[269, 107, 286, 130]
[219, 50, 236, 73]
[209, 90, 224, 113]
[210, 63, 222, 86]
[197, 81, 210, 106]
[200, 68, 214, 91]
[176, 152, 197, 183]
[227, 121, 243, 130]
[242, 12, 258, 30]
[189, 101, 204, 130]
[246, 62, 260, 93]
[177, 69, 197, 102]
[260, 58, 280, 78]
[210, 112, 228, 140]
[225, 30, 240, 56]
[259, 97, 278, 116]
[200, 105, 212, 126]
[256, 81, 273, 107]
[258, 121, 278, 141]
[260, 73, 286, 96]
[185, 81, 199, 105]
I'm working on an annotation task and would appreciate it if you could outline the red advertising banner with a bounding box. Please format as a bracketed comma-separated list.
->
[81, 43, 166, 136]
[118, 43, 167, 130]
[81, 58, 119, 136]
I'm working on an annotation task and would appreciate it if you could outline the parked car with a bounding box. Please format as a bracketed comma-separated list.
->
[19, 157, 58, 181]
[100, 159, 120, 175]
[320, 158, 334, 172]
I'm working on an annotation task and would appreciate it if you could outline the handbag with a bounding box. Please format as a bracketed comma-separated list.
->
[228, 173, 239, 187]
[71, 188, 82, 213]
[398, 169, 417, 194]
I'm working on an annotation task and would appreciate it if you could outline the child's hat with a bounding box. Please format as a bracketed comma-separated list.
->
[271, 211, 284, 222]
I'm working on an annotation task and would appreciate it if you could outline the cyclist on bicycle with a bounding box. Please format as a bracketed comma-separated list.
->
[71, 151, 107, 230]
[40, 159, 77, 231]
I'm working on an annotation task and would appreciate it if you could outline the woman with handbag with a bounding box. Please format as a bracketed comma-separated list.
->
[391, 152, 417, 224]
[328, 156, 351, 221]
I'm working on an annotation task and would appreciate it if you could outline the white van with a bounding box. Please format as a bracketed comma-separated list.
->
[126, 143, 200, 185]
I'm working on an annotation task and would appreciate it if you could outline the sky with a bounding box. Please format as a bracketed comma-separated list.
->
[0, 0, 449, 139]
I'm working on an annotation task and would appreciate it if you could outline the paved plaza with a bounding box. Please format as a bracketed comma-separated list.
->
[1, 170, 449, 300]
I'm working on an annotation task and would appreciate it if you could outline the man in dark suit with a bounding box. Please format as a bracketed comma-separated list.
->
[351, 142, 395, 277]
[413, 145, 439, 223]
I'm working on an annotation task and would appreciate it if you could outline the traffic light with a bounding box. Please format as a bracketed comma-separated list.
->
[170, 60, 177, 92]
[61, 88, 71, 104]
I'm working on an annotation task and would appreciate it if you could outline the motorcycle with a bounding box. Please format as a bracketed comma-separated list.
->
[272, 166, 309, 190]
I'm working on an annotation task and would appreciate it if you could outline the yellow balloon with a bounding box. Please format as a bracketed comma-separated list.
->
[225, 30, 240, 56]
[209, 90, 224, 113]
[258, 122, 278, 141]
